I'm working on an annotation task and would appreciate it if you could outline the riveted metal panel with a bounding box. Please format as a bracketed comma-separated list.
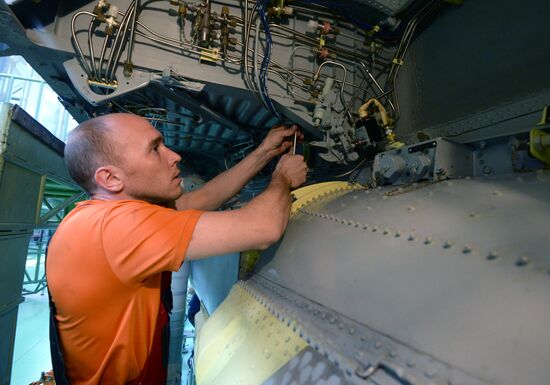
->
[257, 171, 550, 385]
[195, 284, 307, 385]
[244, 278, 488, 385]
[261, 347, 348, 385]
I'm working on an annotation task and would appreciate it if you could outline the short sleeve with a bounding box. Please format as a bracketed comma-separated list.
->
[101, 201, 203, 286]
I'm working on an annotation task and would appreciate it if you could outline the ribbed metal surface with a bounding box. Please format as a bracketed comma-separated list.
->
[397, 0, 550, 139]
[261, 347, 347, 385]
[257, 171, 550, 385]
[144, 85, 279, 156]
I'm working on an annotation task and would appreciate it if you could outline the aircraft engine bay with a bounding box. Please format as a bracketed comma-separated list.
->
[1, 0, 550, 384]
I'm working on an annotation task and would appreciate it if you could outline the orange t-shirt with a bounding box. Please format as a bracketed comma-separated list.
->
[46, 199, 203, 385]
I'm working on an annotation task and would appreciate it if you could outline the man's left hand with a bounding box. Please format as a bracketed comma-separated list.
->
[258, 124, 303, 159]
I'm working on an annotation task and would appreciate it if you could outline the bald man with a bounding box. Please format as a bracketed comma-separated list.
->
[46, 113, 307, 385]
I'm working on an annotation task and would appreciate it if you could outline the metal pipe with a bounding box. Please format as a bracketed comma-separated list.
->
[98, 35, 110, 80]
[358, 60, 395, 115]
[126, 0, 140, 65]
[130, 16, 215, 52]
[133, 30, 210, 56]
[253, 18, 269, 110]
[71, 11, 96, 77]
[243, 1, 260, 92]
[87, 18, 98, 79]
[313, 60, 347, 111]
[106, 1, 136, 81]
[198, 0, 211, 47]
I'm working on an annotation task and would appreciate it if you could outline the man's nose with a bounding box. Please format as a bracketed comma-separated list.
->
[168, 148, 182, 164]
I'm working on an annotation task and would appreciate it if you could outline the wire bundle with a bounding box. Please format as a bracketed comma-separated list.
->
[257, 0, 279, 117]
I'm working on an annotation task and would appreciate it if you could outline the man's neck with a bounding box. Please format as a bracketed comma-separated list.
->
[90, 190, 133, 201]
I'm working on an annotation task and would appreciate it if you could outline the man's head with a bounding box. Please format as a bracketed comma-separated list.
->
[65, 113, 183, 202]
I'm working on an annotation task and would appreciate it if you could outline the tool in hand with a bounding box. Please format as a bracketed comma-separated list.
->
[292, 132, 297, 155]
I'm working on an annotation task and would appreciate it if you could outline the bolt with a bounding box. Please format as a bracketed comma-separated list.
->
[407, 359, 416, 368]
[408, 235, 415, 241]
[462, 245, 472, 254]
[389, 350, 397, 358]
[395, 231, 401, 238]
[360, 335, 367, 342]
[374, 341, 382, 349]
[516, 256, 529, 267]
[492, 190, 502, 196]
[355, 364, 377, 379]
[424, 237, 433, 245]
[383, 229, 390, 235]
[372, 226, 378, 232]
[363, 224, 369, 230]
[443, 241, 452, 249]
[349, 327, 355, 335]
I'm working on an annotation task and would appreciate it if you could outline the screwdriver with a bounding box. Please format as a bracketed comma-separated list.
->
[292, 132, 297, 155]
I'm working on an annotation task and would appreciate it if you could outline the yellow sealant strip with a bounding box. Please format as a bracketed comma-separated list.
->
[290, 181, 363, 216]
[195, 285, 307, 385]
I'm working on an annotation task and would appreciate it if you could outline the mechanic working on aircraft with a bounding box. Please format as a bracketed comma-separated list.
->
[46, 113, 308, 385]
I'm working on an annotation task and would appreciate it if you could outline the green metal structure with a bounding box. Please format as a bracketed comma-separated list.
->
[0, 103, 82, 384]
[23, 180, 83, 295]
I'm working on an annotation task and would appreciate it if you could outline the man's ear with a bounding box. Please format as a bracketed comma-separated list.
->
[94, 165, 125, 193]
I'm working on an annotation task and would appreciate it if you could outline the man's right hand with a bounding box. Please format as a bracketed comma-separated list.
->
[273, 154, 308, 189]
[187, 154, 307, 260]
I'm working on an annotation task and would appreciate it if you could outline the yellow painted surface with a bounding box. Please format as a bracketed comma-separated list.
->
[195, 285, 307, 385]
[530, 128, 550, 165]
[290, 181, 363, 216]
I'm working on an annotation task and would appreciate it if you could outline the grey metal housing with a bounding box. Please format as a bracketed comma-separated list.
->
[255, 171, 550, 385]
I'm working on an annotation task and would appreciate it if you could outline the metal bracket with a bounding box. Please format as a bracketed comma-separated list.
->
[64, 58, 152, 106]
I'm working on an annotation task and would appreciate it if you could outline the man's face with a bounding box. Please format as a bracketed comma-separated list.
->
[110, 114, 183, 203]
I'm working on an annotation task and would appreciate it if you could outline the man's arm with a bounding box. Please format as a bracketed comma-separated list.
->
[185, 154, 307, 259]
[176, 125, 299, 211]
